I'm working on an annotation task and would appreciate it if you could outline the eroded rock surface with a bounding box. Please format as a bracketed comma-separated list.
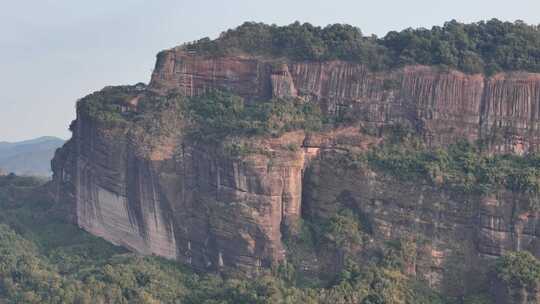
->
[151, 50, 540, 153]
[53, 50, 540, 298]
[303, 152, 540, 295]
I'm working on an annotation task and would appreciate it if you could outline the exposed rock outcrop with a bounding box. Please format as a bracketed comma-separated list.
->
[52, 49, 540, 300]
[151, 50, 540, 154]
[53, 109, 314, 272]
[303, 151, 540, 295]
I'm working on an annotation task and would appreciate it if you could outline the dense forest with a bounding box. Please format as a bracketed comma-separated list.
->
[185, 19, 540, 74]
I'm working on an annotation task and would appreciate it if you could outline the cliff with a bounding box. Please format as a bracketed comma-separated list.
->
[151, 50, 540, 154]
[52, 49, 540, 301]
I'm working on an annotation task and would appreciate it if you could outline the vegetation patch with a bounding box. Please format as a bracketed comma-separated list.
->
[496, 251, 540, 288]
[186, 90, 324, 142]
[327, 136, 540, 201]
[185, 19, 540, 74]
[77, 85, 142, 125]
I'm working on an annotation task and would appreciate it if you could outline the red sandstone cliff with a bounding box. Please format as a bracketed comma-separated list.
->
[151, 49, 540, 154]
[52, 50, 540, 301]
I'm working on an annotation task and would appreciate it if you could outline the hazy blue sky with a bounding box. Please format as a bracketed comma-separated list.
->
[1, 0, 539, 141]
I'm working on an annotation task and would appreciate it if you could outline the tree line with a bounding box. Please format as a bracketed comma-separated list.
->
[186, 19, 540, 74]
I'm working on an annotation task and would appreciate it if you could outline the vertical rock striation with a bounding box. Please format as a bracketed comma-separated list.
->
[52, 110, 178, 259]
[52, 105, 313, 273]
[302, 152, 540, 294]
[150, 50, 540, 153]
[52, 49, 540, 299]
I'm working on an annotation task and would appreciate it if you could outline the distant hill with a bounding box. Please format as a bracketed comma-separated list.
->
[0, 136, 65, 177]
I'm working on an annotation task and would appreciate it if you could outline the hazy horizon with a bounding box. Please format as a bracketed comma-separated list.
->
[2, 0, 540, 142]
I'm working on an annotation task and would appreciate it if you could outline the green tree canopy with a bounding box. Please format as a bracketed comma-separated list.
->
[185, 19, 540, 74]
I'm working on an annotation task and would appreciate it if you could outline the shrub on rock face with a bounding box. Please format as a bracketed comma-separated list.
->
[358, 137, 540, 201]
[496, 251, 540, 288]
[323, 209, 364, 253]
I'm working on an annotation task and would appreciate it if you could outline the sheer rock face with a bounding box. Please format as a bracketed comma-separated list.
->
[52, 111, 178, 259]
[151, 51, 540, 154]
[303, 153, 540, 295]
[53, 50, 540, 294]
[52, 110, 313, 273]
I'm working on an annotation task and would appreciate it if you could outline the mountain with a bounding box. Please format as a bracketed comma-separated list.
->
[50, 20, 540, 303]
[0, 136, 65, 176]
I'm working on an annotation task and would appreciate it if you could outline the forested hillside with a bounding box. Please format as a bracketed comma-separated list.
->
[0, 137, 65, 176]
